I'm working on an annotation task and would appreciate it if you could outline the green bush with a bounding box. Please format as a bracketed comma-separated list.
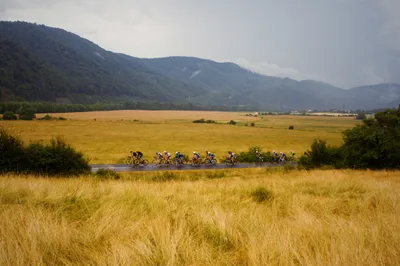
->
[3, 111, 17, 120]
[0, 128, 26, 172]
[251, 187, 274, 203]
[250, 122, 255, 127]
[228, 120, 237, 125]
[17, 106, 36, 120]
[298, 139, 344, 169]
[38, 114, 53, 120]
[95, 169, 120, 180]
[57, 117, 67, 120]
[236, 146, 273, 163]
[0, 128, 90, 175]
[193, 119, 216, 124]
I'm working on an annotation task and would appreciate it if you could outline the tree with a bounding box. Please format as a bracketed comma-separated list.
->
[342, 106, 400, 169]
[356, 113, 367, 120]
[17, 106, 36, 120]
[3, 111, 17, 120]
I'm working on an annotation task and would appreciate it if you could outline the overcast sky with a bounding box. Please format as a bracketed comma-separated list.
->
[1, 0, 400, 88]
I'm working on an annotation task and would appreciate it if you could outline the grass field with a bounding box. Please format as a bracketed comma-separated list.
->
[0, 110, 358, 163]
[1, 169, 399, 265]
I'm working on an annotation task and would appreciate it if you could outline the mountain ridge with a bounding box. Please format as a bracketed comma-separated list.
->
[0, 21, 399, 110]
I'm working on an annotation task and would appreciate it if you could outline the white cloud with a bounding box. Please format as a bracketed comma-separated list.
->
[235, 59, 325, 82]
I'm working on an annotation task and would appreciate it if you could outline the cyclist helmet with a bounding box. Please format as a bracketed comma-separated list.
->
[193, 151, 196, 154]
[164, 151, 167, 154]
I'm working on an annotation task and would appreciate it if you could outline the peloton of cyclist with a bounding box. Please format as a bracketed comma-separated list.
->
[192, 151, 201, 163]
[175, 151, 185, 164]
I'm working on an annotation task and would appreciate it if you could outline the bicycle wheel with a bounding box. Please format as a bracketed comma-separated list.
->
[125, 156, 133, 165]
[141, 159, 149, 166]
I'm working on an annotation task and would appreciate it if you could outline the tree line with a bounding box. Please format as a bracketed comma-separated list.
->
[0, 101, 260, 115]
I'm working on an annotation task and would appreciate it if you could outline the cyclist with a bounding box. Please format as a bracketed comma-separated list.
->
[175, 151, 185, 164]
[155, 151, 163, 161]
[272, 150, 279, 163]
[206, 151, 215, 163]
[227, 151, 236, 163]
[136, 151, 143, 159]
[164, 151, 171, 163]
[131, 151, 137, 158]
[280, 152, 286, 163]
[290, 150, 296, 161]
[256, 150, 263, 162]
[193, 151, 201, 163]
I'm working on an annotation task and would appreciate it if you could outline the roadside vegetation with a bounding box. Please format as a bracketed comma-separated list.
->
[1, 169, 399, 265]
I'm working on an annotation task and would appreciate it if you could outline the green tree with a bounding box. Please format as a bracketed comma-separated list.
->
[2, 111, 17, 120]
[342, 106, 400, 169]
[17, 106, 36, 120]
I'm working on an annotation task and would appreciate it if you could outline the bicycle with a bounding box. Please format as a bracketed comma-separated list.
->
[204, 158, 217, 166]
[191, 157, 202, 166]
[134, 157, 148, 167]
[174, 157, 185, 168]
[225, 158, 238, 166]
[125, 155, 135, 165]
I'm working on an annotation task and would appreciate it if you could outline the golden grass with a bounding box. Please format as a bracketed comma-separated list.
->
[1, 169, 399, 265]
[1, 112, 358, 163]
[37, 110, 260, 122]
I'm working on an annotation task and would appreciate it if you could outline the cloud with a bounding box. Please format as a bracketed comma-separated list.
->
[235, 59, 325, 82]
[377, 0, 400, 51]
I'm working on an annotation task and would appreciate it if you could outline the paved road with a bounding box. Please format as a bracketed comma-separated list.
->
[90, 163, 297, 172]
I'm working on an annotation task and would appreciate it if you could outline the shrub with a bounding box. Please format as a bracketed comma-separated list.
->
[95, 168, 120, 180]
[38, 114, 53, 120]
[228, 120, 237, 125]
[236, 146, 273, 163]
[57, 117, 67, 120]
[25, 137, 90, 175]
[298, 139, 344, 169]
[0, 128, 26, 172]
[17, 106, 36, 120]
[193, 119, 216, 124]
[289, 125, 294, 130]
[250, 122, 255, 127]
[3, 111, 18, 120]
[251, 187, 273, 203]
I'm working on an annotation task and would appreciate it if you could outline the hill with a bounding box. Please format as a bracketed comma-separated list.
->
[0, 21, 205, 104]
[0, 21, 399, 110]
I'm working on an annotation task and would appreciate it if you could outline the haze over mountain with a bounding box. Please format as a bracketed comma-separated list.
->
[0, 21, 399, 110]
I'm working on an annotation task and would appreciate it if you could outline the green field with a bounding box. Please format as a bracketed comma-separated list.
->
[0, 111, 358, 163]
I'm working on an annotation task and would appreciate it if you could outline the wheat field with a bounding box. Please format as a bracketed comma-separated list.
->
[1, 111, 358, 163]
[1, 169, 399, 265]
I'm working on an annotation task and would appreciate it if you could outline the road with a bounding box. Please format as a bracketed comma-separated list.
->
[90, 163, 297, 172]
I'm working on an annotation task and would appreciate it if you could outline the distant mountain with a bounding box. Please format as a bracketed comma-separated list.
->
[0, 21, 205, 104]
[0, 21, 399, 110]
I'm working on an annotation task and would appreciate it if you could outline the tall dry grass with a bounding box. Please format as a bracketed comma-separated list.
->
[1, 169, 399, 265]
